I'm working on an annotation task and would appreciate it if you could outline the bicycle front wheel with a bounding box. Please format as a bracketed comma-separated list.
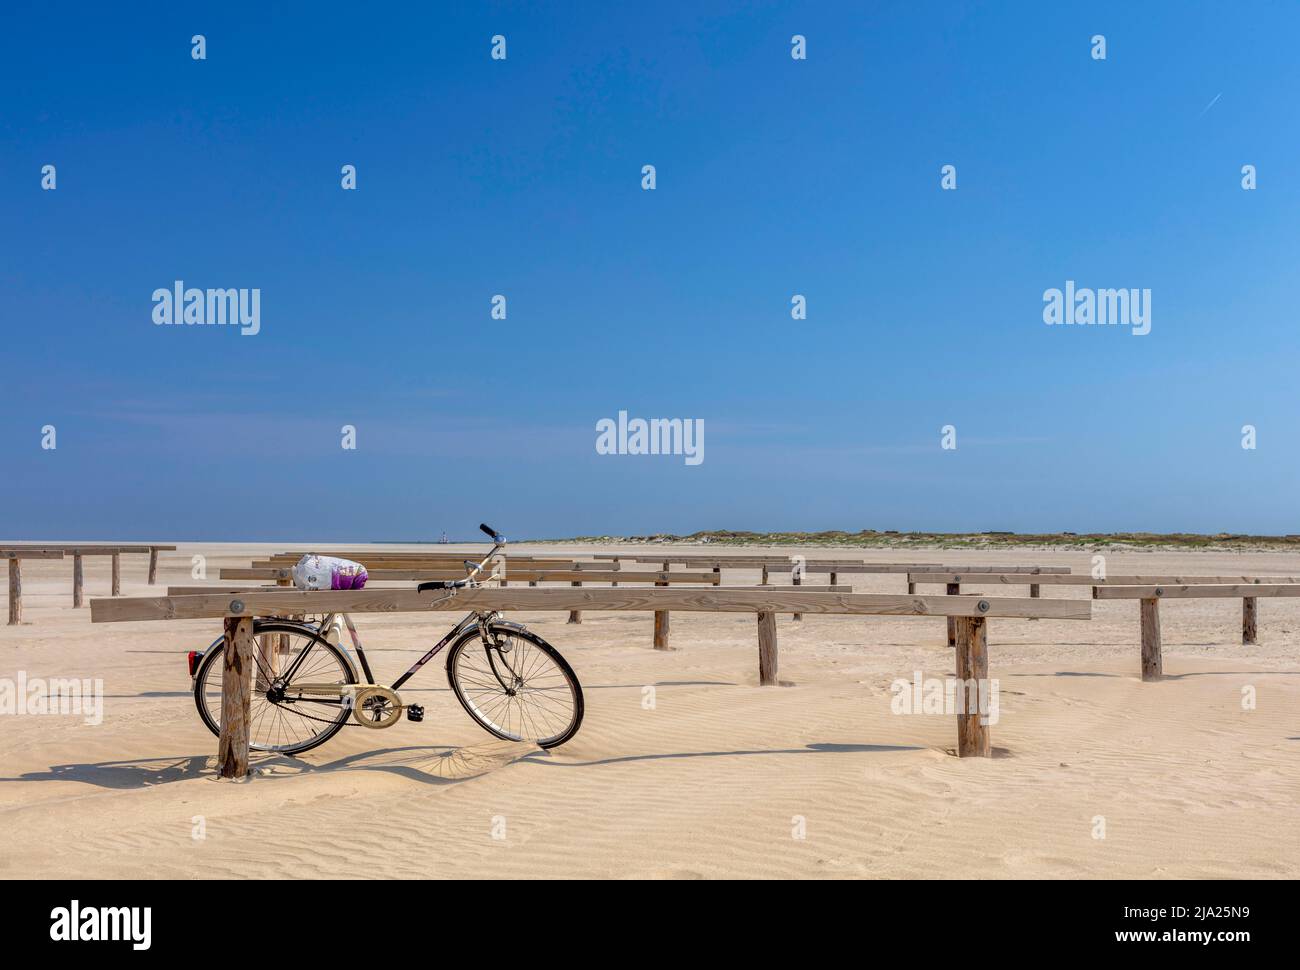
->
[446, 624, 584, 748]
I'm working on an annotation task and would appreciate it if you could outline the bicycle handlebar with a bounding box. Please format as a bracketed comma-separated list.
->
[418, 523, 506, 593]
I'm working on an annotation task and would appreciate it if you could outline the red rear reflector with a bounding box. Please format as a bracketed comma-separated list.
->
[187, 651, 201, 677]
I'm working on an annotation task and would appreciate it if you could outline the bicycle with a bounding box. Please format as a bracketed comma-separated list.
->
[189, 524, 584, 755]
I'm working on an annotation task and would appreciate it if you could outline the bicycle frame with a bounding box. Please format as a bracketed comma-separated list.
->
[263, 536, 514, 695]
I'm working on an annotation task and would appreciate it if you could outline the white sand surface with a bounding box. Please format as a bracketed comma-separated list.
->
[1, 544, 1297, 878]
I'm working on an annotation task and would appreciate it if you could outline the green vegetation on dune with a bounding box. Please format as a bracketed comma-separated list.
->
[534, 530, 1300, 552]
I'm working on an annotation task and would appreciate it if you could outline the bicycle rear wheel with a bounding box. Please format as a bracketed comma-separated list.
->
[446, 624, 584, 748]
[193, 620, 358, 755]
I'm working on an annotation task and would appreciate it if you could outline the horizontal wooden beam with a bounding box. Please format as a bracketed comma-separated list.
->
[171, 583, 857, 597]
[1094, 583, 1300, 600]
[621, 559, 1070, 574]
[219, 567, 718, 584]
[2, 544, 174, 554]
[910, 572, 1300, 586]
[254, 558, 603, 571]
[0, 549, 66, 559]
[90, 587, 1091, 623]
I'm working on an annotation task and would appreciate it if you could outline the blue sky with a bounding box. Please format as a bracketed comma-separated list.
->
[3, 1, 1299, 540]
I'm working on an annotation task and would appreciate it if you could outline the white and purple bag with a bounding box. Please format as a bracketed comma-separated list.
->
[291, 554, 369, 590]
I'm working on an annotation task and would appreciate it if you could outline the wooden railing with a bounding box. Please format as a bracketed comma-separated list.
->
[90, 586, 1088, 774]
[1, 544, 175, 622]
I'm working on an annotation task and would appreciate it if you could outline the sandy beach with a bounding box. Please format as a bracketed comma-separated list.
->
[1, 543, 1297, 879]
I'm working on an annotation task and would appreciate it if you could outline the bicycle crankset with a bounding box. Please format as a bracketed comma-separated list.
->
[352, 686, 404, 729]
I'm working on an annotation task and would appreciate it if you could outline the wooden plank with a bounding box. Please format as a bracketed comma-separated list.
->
[7, 558, 21, 625]
[1094, 584, 1300, 600]
[72, 554, 84, 608]
[0, 549, 66, 559]
[912, 572, 1300, 586]
[17, 545, 165, 555]
[111, 552, 121, 596]
[946, 582, 959, 646]
[90, 587, 1093, 623]
[954, 616, 991, 757]
[1243, 596, 1257, 645]
[175, 582, 855, 597]
[219, 567, 714, 584]
[1140, 598, 1162, 681]
[258, 556, 583, 569]
[757, 611, 778, 685]
[148, 548, 159, 584]
[622, 558, 1069, 572]
[217, 616, 254, 779]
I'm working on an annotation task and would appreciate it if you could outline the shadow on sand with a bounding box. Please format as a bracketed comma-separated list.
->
[0, 739, 917, 790]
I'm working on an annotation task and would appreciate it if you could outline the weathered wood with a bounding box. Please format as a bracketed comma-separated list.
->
[169, 582, 855, 597]
[72, 554, 84, 608]
[1094, 583, 1300, 599]
[757, 611, 778, 685]
[90, 587, 1092, 623]
[0, 549, 66, 559]
[1028, 582, 1040, 621]
[792, 571, 803, 622]
[111, 552, 121, 596]
[1140, 597, 1162, 681]
[254, 633, 277, 690]
[652, 570, 671, 649]
[7, 558, 21, 625]
[148, 547, 159, 584]
[567, 580, 582, 624]
[622, 558, 1066, 574]
[217, 616, 254, 779]
[221, 567, 715, 584]
[1242, 596, 1257, 645]
[914, 572, 1300, 587]
[36, 545, 163, 554]
[651, 560, 671, 650]
[954, 616, 991, 757]
[946, 583, 960, 646]
[760, 564, 769, 584]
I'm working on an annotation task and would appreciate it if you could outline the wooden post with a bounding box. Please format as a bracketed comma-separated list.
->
[1140, 597, 1162, 681]
[946, 582, 960, 646]
[954, 616, 991, 757]
[275, 575, 292, 656]
[72, 554, 84, 607]
[757, 610, 778, 685]
[6, 558, 20, 625]
[1028, 582, 1040, 621]
[1242, 596, 1257, 645]
[111, 552, 121, 596]
[567, 580, 582, 624]
[653, 573, 670, 650]
[217, 616, 254, 779]
[760, 564, 769, 585]
[792, 571, 803, 622]
[829, 571, 838, 586]
[148, 547, 159, 585]
[254, 633, 277, 691]
[652, 560, 670, 648]
[907, 581, 916, 594]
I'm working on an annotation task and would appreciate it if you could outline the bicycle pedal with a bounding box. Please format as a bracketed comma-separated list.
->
[406, 704, 425, 723]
